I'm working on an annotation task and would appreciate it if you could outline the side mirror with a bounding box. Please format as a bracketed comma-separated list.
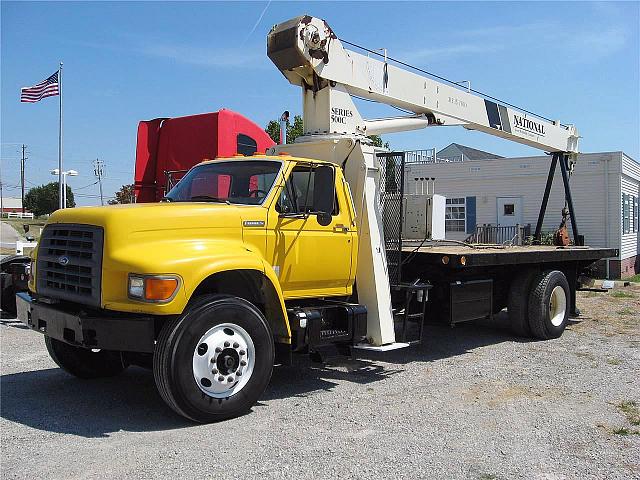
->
[313, 165, 336, 227]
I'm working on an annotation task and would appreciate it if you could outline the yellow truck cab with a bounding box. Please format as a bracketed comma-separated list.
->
[18, 155, 366, 422]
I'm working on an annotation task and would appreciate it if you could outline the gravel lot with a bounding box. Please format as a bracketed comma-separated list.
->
[2, 288, 639, 479]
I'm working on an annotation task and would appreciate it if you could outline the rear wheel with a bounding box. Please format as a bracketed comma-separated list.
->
[507, 270, 537, 337]
[153, 295, 274, 423]
[528, 270, 570, 339]
[45, 336, 127, 378]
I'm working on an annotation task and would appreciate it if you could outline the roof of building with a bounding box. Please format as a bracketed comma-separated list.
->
[1, 197, 23, 209]
[438, 143, 503, 161]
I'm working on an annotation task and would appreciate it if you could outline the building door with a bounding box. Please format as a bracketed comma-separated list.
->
[497, 197, 523, 226]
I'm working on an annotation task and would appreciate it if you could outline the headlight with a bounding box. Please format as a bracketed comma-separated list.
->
[128, 274, 180, 302]
[28, 260, 35, 290]
[128, 276, 144, 298]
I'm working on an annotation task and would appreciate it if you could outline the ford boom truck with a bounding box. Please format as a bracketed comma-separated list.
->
[17, 15, 616, 422]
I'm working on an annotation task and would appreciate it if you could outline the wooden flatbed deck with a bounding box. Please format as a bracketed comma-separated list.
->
[399, 243, 618, 269]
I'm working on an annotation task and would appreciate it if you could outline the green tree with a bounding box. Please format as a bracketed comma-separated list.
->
[265, 115, 305, 144]
[23, 182, 75, 217]
[108, 184, 135, 205]
[367, 134, 390, 149]
[266, 115, 389, 148]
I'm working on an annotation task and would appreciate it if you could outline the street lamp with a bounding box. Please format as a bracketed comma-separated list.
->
[51, 168, 78, 209]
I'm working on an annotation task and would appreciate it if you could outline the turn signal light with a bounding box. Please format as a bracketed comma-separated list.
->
[128, 274, 180, 303]
[145, 278, 179, 301]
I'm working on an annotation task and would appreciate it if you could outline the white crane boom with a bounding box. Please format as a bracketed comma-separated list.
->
[266, 15, 581, 348]
[268, 15, 579, 154]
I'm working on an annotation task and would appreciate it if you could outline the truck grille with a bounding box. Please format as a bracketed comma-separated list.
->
[36, 224, 104, 307]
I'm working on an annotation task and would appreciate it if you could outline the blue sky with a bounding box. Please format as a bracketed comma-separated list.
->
[1, 1, 638, 206]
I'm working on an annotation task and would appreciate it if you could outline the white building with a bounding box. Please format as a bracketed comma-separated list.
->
[1, 197, 25, 214]
[403, 145, 640, 278]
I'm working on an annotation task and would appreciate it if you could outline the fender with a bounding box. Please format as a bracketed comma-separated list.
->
[101, 238, 290, 341]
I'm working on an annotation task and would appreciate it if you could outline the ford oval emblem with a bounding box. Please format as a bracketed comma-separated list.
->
[58, 256, 70, 266]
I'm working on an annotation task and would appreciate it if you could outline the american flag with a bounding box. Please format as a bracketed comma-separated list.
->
[21, 71, 59, 103]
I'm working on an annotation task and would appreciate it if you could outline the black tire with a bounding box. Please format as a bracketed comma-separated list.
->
[45, 336, 127, 378]
[528, 270, 570, 340]
[153, 295, 274, 423]
[1, 282, 17, 315]
[507, 269, 537, 337]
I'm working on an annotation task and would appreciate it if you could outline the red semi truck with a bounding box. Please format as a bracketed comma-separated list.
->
[134, 109, 276, 203]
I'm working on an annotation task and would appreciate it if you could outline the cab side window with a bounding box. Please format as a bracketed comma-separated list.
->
[277, 165, 339, 215]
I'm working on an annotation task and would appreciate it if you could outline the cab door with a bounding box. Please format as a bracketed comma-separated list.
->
[266, 162, 354, 299]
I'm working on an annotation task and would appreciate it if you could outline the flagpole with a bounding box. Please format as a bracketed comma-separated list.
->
[58, 61, 64, 209]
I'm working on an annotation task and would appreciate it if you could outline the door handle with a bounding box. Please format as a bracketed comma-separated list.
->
[334, 224, 349, 233]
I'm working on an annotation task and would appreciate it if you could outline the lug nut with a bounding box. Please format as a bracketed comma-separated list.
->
[227, 376, 234, 383]
[233, 342, 239, 348]
[239, 350, 246, 356]
[240, 360, 247, 367]
[218, 376, 224, 382]
[212, 368, 218, 374]
[215, 347, 222, 353]
[224, 341, 230, 347]
[236, 371, 242, 376]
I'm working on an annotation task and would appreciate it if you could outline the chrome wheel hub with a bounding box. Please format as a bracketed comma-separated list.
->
[192, 323, 255, 398]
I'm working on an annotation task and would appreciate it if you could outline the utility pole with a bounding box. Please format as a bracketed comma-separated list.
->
[21, 144, 27, 214]
[93, 158, 104, 206]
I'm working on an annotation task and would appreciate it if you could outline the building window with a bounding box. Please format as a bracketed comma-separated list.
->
[503, 204, 515, 216]
[446, 197, 466, 232]
[622, 194, 630, 234]
[633, 196, 639, 233]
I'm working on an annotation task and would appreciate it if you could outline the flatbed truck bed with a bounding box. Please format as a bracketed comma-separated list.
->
[401, 244, 617, 269]
[391, 243, 618, 330]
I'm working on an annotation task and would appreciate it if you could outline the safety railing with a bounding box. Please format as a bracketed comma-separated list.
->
[465, 224, 532, 246]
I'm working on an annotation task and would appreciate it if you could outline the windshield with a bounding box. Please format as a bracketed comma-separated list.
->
[165, 160, 281, 205]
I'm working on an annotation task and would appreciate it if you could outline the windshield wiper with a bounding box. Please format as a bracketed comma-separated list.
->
[189, 195, 231, 204]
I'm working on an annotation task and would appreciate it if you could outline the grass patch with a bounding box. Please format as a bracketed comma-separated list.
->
[479, 475, 498, 480]
[610, 290, 634, 299]
[625, 274, 640, 283]
[613, 427, 631, 436]
[618, 401, 640, 426]
[575, 351, 597, 361]
[606, 358, 622, 366]
[616, 308, 634, 316]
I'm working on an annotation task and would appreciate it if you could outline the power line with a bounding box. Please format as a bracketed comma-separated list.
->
[75, 180, 100, 190]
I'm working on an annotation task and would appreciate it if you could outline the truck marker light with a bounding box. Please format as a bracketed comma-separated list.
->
[145, 278, 179, 301]
[441, 255, 450, 265]
[460, 256, 467, 266]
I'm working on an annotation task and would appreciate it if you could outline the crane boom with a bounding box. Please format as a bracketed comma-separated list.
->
[266, 15, 582, 348]
[268, 15, 579, 154]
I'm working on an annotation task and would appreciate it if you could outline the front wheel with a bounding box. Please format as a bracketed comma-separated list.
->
[45, 336, 127, 378]
[153, 295, 274, 423]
